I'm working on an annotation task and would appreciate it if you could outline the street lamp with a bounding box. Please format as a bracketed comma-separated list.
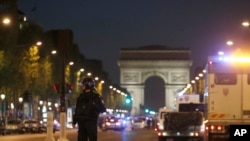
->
[1, 94, 5, 114]
[226, 40, 234, 46]
[18, 97, 23, 103]
[242, 21, 250, 27]
[54, 103, 59, 120]
[18, 97, 23, 119]
[48, 101, 52, 111]
[2, 17, 11, 26]
[38, 100, 43, 121]
[0, 94, 6, 125]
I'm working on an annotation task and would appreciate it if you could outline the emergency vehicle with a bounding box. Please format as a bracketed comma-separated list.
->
[203, 54, 250, 141]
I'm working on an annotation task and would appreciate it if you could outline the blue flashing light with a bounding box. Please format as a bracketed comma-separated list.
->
[210, 55, 250, 64]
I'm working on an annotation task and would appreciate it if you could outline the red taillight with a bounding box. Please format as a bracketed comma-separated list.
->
[210, 125, 214, 130]
[194, 132, 199, 136]
[206, 125, 224, 131]
[217, 126, 222, 130]
[205, 126, 209, 130]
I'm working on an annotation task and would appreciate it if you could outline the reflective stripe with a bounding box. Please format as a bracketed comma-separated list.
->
[209, 114, 225, 118]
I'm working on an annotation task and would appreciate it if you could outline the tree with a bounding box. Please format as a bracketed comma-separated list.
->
[19, 45, 40, 94]
[37, 56, 53, 99]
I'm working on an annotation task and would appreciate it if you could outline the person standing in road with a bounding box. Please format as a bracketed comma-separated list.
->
[72, 77, 106, 141]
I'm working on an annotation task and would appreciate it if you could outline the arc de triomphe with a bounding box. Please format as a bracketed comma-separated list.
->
[118, 45, 192, 116]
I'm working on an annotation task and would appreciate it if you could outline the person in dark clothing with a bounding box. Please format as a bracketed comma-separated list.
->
[72, 77, 106, 141]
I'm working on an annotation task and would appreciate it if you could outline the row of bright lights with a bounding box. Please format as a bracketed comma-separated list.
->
[179, 52, 250, 96]
[74, 58, 128, 98]
[216, 51, 250, 63]
[109, 85, 129, 97]
[1, 17, 107, 90]
[1, 94, 24, 110]
[1, 43, 127, 105]
[2, 17, 128, 100]
[78, 71, 126, 97]
[178, 69, 206, 96]
[217, 56, 250, 63]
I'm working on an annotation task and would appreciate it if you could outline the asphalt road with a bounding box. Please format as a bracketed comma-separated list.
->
[0, 128, 158, 141]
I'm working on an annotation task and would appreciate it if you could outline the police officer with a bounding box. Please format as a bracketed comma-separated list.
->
[72, 78, 106, 141]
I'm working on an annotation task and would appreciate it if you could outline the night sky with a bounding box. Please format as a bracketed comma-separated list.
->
[18, 1, 250, 84]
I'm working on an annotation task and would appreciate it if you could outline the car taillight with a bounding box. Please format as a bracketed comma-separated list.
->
[206, 125, 225, 131]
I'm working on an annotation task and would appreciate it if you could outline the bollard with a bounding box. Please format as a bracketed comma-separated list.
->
[45, 112, 55, 141]
[57, 112, 69, 141]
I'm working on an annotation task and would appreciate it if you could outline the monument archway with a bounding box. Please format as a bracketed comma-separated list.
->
[118, 45, 192, 116]
[144, 76, 165, 112]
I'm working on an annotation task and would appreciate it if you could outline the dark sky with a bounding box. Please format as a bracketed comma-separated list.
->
[18, 0, 250, 84]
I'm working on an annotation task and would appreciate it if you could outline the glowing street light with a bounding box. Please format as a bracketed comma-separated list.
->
[1, 94, 6, 127]
[69, 61, 74, 66]
[36, 41, 42, 46]
[51, 50, 57, 54]
[242, 21, 250, 27]
[87, 72, 92, 76]
[226, 40, 234, 46]
[0, 94, 5, 101]
[18, 97, 23, 103]
[2, 17, 11, 25]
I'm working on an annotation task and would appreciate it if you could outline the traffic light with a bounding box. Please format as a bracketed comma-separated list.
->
[125, 98, 131, 104]
[53, 83, 74, 93]
[125, 95, 132, 104]
[53, 83, 60, 93]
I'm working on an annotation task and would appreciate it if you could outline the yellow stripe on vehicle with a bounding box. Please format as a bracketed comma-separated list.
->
[209, 114, 226, 118]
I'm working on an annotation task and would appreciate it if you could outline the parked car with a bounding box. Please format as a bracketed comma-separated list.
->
[41, 119, 60, 133]
[4, 119, 22, 135]
[20, 119, 43, 133]
[102, 116, 126, 131]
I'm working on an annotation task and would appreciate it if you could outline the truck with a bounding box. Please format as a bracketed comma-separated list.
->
[158, 53, 250, 141]
[202, 55, 250, 141]
[157, 95, 205, 141]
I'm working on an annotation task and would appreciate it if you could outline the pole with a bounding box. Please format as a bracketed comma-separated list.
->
[58, 53, 68, 141]
[57, 29, 71, 141]
[3, 100, 7, 135]
[1, 101, 3, 120]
